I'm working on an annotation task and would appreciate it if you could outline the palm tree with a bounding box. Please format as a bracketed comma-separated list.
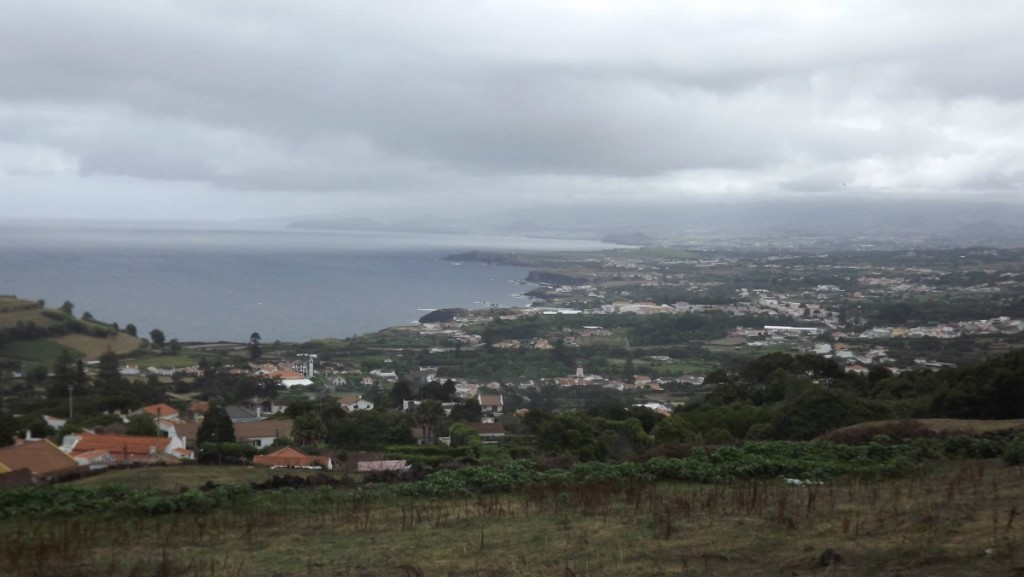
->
[414, 400, 446, 444]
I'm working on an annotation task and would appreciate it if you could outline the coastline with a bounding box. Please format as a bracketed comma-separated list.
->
[0, 225, 616, 343]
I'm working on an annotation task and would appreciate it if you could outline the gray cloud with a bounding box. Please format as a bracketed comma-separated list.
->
[1, 1, 1023, 220]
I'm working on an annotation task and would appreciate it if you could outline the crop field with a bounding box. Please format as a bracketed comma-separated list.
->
[0, 309, 62, 332]
[124, 353, 204, 368]
[70, 465, 332, 492]
[1, 459, 1022, 577]
[53, 332, 141, 359]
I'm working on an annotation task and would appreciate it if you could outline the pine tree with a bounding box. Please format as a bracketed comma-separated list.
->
[197, 405, 236, 444]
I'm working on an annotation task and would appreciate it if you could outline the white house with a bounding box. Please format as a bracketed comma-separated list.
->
[478, 394, 503, 415]
[235, 420, 293, 449]
[338, 394, 374, 412]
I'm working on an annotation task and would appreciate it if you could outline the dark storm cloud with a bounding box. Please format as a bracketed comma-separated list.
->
[0, 1, 1023, 219]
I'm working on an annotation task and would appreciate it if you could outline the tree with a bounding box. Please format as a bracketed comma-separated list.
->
[59, 301, 74, 316]
[248, 332, 262, 361]
[48, 349, 75, 398]
[770, 388, 891, 440]
[449, 422, 481, 449]
[553, 338, 575, 369]
[197, 404, 236, 444]
[25, 365, 48, 386]
[94, 350, 122, 391]
[449, 398, 482, 423]
[149, 329, 166, 348]
[125, 323, 138, 337]
[0, 413, 19, 447]
[293, 411, 328, 446]
[421, 378, 456, 402]
[413, 400, 446, 444]
[19, 414, 52, 439]
[81, 311, 94, 321]
[389, 377, 414, 409]
[125, 414, 159, 436]
[537, 412, 603, 461]
[365, 384, 386, 409]
[622, 353, 636, 384]
[703, 427, 736, 445]
[326, 410, 413, 450]
[168, 339, 181, 355]
[653, 415, 700, 444]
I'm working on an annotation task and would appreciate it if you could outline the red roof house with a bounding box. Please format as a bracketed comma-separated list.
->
[0, 440, 80, 480]
[140, 403, 179, 418]
[63, 432, 192, 463]
[253, 446, 331, 469]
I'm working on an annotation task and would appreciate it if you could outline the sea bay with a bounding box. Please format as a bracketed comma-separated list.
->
[0, 221, 612, 343]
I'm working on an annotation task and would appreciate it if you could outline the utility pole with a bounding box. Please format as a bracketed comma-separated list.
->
[68, 383, 74, 421]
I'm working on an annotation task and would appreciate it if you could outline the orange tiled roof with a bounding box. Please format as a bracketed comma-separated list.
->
[0, 440, 79, 477]
[140, 403, 179, 418]
[337, 394, 362, 406]
[188, 401, 210, 414]
[253, 446, 329, 468]
[70, 433, 170, 458]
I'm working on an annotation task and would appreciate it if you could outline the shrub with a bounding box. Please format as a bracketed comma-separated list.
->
[1003, 435, 1024, 466]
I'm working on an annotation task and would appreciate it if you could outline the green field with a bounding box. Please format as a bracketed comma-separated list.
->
[0, 338, 84, 363]
[654, 360, 716, 374]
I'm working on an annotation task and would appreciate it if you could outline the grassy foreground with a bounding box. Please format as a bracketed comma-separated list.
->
[2, 460, 1023, 577]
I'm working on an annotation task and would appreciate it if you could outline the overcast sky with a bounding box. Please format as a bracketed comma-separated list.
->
[1, 1, 1022, 221]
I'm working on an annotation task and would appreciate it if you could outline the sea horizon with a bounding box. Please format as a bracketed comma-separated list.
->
[0, 221, 614, 343]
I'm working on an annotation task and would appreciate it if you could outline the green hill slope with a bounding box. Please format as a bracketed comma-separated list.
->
[0, 296, 141, 366]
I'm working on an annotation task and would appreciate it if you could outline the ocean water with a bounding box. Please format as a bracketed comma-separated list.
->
[0, 222, 612, 342]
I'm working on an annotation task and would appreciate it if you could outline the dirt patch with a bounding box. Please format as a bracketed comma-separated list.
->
[706, 336, 747, 346]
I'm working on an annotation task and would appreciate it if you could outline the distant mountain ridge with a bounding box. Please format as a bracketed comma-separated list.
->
[285, 198, 1024, 247]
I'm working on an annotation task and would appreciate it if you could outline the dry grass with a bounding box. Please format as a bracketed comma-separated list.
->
[53, 332, 142, 360]
[4, 460, 1024, 576]
[836, 418, 1024, 436]
[0, 308, 61, 331]
[0, 296, 39, 313]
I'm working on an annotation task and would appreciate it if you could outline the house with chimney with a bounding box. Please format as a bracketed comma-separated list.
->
[61, 431, 192, 463]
